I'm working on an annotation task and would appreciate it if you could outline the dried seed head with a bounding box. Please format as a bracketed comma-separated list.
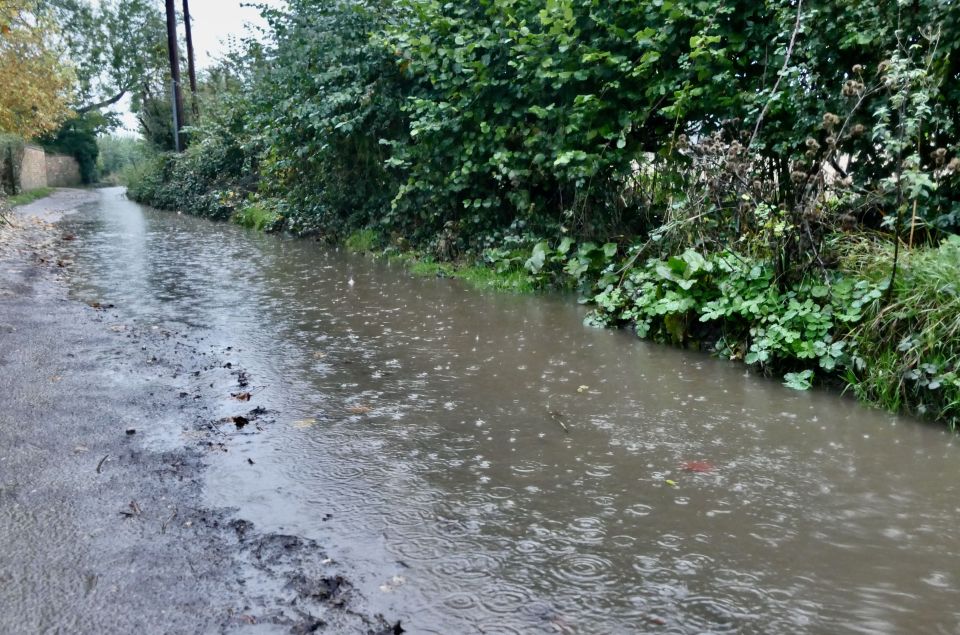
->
[852, 64, 864, 74]
[946, 157, 960, 174]
[805, 137, 820, 150]
[822, 112, 841, 129]
[791, 170, 808, 184]
[850, 123, 866, 137]
[840, 213, 857, 230]
[826, 136, 837, 148]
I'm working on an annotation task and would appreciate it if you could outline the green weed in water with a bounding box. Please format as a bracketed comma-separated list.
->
[232, 201, 283, 232]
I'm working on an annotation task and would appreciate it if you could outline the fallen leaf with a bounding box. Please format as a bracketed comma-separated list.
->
[120, 500, 142, 517]
[293, 418, 317, 429]
[665, 479, 677, 487]
[346, 405, 372, 415]
[577, 385, 589, 393]
[681, 460, 714, 473]
[231, 415, 249, 429]
[231, 391, 252, 401]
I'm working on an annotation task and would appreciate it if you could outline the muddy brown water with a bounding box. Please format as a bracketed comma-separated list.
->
[58, 188, 960, 633]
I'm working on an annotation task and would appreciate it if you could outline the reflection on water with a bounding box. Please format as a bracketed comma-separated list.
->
[62, 188, 960, 633]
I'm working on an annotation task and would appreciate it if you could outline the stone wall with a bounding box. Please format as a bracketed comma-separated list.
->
[19, 145, 47, 190]
[45, 153, 81, 187]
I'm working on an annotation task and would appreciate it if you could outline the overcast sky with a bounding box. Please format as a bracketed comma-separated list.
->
[182, 0, 285, 69]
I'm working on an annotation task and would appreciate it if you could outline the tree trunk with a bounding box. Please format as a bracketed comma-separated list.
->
[182, 0, 199, 116]
[164, 0, 184, 152]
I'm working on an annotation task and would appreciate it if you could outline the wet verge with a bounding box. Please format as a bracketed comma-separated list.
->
[0, 193, 400, 634]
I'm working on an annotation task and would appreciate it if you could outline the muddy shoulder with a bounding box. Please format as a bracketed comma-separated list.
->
[0, 202, 401, 634]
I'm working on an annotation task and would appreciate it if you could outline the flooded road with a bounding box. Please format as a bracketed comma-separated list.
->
[60, 188, 960, 633]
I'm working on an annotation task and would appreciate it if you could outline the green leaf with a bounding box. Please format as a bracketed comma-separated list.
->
[525, 241, 550, 274]
[783, 370, 814, 391]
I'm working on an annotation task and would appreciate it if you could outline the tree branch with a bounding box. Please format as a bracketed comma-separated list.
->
[75, 89, 128, 114]
[747, 0, 804, 151]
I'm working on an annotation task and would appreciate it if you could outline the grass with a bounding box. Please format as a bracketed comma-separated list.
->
[405, 256, 536, 293]
[344, 228, 378, 253]
[232, 201, 283, 232]
[841, 234, 960, 426]
[7, 187, 54, 207]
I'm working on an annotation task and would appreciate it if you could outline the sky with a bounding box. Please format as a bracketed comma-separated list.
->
[115, 0, 286, 132]
[181, 0, 285, 69]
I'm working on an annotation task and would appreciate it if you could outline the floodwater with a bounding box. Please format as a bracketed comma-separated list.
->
[61, 188, 960, 633]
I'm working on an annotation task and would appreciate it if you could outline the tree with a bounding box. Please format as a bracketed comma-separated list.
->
[41, 0, 168, 115]
[0, 0, 73, 138]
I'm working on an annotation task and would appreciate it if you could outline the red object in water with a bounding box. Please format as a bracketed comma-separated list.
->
[681, 460, 714, 473]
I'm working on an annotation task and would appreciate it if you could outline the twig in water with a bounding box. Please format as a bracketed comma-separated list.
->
[96, 454, 109, 474]
[548, 410, 570, 434]
[161, 510, 177, 534]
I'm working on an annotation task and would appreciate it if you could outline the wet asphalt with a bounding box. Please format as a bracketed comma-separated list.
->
[0, 190, 399, 635]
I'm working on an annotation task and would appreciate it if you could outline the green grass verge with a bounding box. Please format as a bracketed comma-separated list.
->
[403, 256, 536, 293]
[344, 228, 378, 253]
[842, 235, 960, 426]
[232, 202, 283, 232]
[8, 187, 54, 207]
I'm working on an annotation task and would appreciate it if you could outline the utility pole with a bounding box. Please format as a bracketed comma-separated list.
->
[182, 0, 199, 116]
[164, 0, 185, 151]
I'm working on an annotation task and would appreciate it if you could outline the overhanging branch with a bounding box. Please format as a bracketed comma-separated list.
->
[75, 89, 128, 114]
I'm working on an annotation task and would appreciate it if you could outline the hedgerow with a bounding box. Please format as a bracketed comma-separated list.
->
[125, 0, 960, 425]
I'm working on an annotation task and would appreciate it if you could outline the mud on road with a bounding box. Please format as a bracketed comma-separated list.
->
[0, 190, 401, 635]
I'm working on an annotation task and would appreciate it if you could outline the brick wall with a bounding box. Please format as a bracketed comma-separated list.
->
[19, 145, 47, 190]
[45, 153, 81, 187]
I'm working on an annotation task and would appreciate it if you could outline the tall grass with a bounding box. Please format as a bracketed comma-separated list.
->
[844, 236, 960, 426]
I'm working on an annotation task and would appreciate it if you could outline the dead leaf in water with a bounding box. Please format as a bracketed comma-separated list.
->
[681, 460, 714, 473]
[346, 405, 372, 415]
[231, 392, 252, 401]
[231, 415, 249, 429]
[293, 418, 317, 429]
[119, 500, 142, 517]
